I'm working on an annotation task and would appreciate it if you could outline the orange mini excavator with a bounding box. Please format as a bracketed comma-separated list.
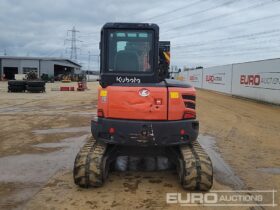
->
[73, 23, 213, 191]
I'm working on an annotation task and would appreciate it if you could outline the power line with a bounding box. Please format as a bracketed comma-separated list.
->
[81, 42, 99, 47]
[83, 51, 99, 70]
[159, 0, 239, 26]
[172, 28, 280, 49]
[78, 2, 273, 53]
[175, 47, 280, 58]
[162, 0, 277, 34]
[173, 38, 280, 54]
[79, 2, 274, 52]
[40, 40, 66, 57]
[79, 31, 99, 36]
[42, 48, 62, 57]
[141, 0, 204, 22]
[166, 13, 280, 39]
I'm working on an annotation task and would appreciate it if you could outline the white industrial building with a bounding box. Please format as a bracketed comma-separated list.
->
[0, 56, 82, 80]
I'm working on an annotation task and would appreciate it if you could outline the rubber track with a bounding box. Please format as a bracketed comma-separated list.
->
[73, 136, 107, 188]
[87, 138, 107, 187]
[180, 141, 213, 191]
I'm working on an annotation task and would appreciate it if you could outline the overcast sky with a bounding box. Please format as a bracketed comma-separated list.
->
[0, 0, 280, 69]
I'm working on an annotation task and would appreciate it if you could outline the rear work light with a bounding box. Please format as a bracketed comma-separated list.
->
[97, 109, 104, 117]
[183, 111, 196, 119]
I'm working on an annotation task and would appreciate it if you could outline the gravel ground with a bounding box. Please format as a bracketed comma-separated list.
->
[0, 81, 279, 210]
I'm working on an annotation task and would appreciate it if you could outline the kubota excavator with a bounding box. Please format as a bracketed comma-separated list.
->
[73, 23, 213, 191]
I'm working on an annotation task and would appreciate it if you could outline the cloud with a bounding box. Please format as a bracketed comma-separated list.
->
[0, 0, 279, 69]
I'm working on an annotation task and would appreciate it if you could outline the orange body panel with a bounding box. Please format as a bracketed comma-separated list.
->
[97, 85, 196, 121]
[167, 87, 196, 120]
[98, 86, 167, 120]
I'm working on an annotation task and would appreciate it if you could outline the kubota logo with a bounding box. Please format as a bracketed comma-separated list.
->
[139, 88, 150, 97]
[116, 76, 141, 83]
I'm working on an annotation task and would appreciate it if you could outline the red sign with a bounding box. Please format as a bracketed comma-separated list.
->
[189, 75, 199, 81]
[206, 75, 214, 82]
[240, 75, 260, 86]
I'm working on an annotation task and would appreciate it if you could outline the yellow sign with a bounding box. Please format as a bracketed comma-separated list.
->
[100, 90, 107, 97]
[170, 92, 179, 99]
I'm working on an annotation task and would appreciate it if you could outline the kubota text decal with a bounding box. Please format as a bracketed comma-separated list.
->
[116, 76, 141, 83]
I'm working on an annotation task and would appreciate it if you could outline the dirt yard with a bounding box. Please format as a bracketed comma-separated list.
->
[0, 81, 279, 210]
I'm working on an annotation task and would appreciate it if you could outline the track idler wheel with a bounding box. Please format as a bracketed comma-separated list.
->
[180, 141, 213, 191]
[73, 135, 107, 188]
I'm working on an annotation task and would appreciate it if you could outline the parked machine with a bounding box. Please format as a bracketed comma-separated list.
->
[73, 23, 213, 191]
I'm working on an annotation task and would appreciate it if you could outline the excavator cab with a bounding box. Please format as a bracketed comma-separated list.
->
[99, 23, 163, 87]
[73, 23, 213, 191]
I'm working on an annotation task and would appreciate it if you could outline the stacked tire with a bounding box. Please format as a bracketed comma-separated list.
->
[26, 81, 46, 93]
[8, 80, 26, 92]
